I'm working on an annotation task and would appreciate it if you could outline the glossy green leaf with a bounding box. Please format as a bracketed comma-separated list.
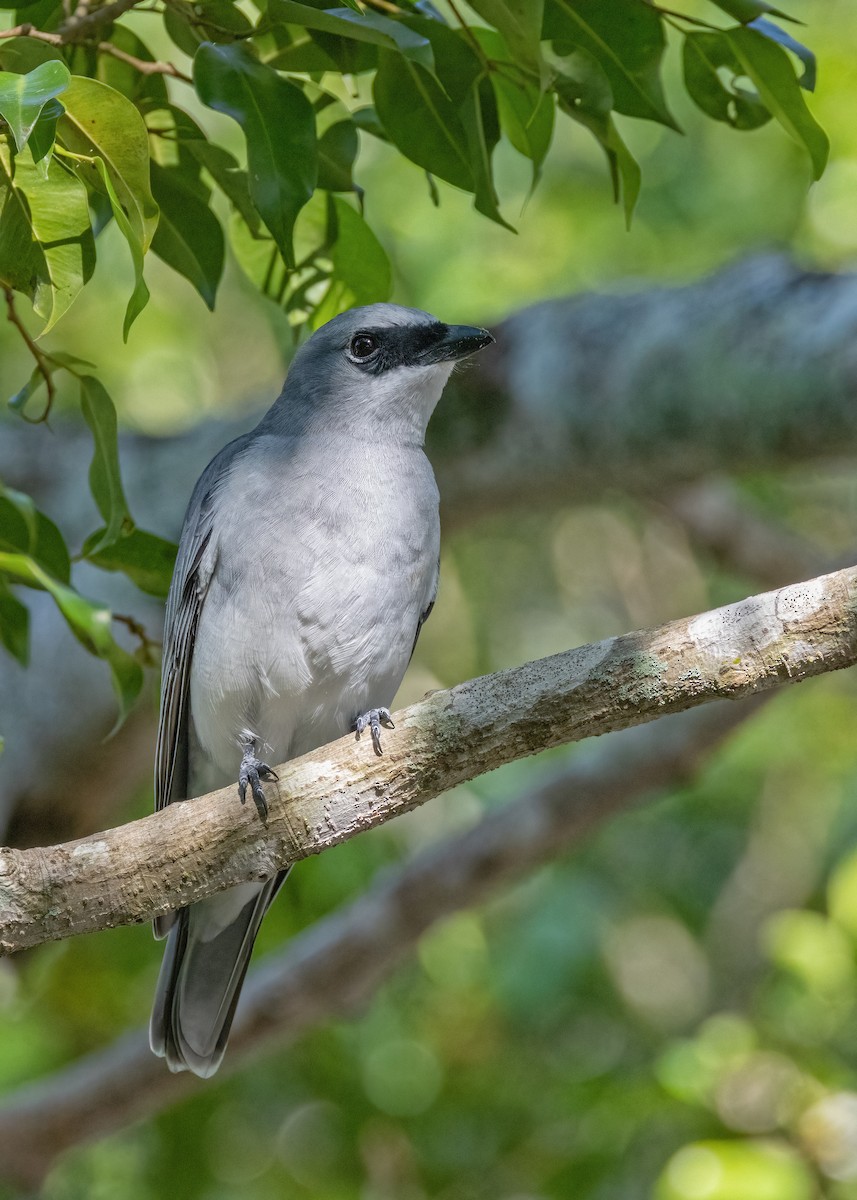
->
[150, 161, 224, 309]
[82, 526, 177, 598]
[0, 550, 143, 727]
[0, 142, 96, 334]
[310, 194, 392, 326]
[268, 1, 434, 73]
[82, 149, 150, 339]
[469, 0, 545, 80]
[0, 485, 70, 581]
[0, 59, 69, 152]
[374, 49, 473, 191]
[725, 25, 828, 178]
[555, 50, 640, 225]
[0, 578, 28, 665]
[79, 375, 134, 554]
[476, 28, 554, 187]
[460, 79, 512, 230]
[28, 96, 63, 173]
[197, 147, 259, 237]
[58, 75, 159, 252]
[749, 17, 816, 90]
[317, 119, 359, 193]
[710, 0, 795, 23]
[193, 41, 317, 267]
[0, 36, 62, 73]
[164, 0, 253, 56]
[683, 31, 770, 129]
[83, 26, 169, 106]
[544, 0, 679, 129]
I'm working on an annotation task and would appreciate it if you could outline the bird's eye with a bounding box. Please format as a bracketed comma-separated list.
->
[349, 333, 379, 360]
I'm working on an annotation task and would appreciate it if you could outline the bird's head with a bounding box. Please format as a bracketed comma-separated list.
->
[271, 304, 494, 442]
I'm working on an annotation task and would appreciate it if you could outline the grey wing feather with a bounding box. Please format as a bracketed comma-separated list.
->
[152, 435, 250, 939]
[410, 556, 439, 660]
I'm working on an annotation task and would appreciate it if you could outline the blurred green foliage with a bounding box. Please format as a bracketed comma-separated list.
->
[3, 0, 857, 1197]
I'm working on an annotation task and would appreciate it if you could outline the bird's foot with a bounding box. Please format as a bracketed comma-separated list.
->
[354, 707, 395, 756]
[238, 738, 278, 821]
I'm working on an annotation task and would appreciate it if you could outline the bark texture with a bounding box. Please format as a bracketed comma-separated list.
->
[1, 563, 855, 954]
[2, 253, 854, 839]
[0, 699, 760, 1188]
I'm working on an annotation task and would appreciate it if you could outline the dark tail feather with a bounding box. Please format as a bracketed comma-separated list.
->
[149, 869, 290, 1078]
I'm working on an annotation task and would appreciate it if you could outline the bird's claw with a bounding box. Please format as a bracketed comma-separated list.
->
[354, 707, 395, 756]
[238, 743, 278, 821]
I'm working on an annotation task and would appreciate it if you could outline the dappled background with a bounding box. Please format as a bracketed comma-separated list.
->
[4, 1, 857, 1197]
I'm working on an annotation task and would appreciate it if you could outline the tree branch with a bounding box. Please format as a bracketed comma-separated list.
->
[1, 563, 856, 955]
[0, 699, 762, 1188]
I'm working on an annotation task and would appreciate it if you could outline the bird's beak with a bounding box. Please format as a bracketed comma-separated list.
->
[420, 324, 495, 365]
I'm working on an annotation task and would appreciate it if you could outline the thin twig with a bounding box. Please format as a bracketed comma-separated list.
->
[57, 0, 143, 40]
[112, 613, 161, 666]
[446, 0, 491, 69]
[2, 286, 55, 424]
[95, 39, 191, 81]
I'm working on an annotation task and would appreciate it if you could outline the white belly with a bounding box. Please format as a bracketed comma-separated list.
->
[187, 434, 439, 791]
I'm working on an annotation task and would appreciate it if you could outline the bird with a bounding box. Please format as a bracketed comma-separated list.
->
[149, 303, 494, 1077]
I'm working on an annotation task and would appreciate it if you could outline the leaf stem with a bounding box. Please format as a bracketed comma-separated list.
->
[3, 286, 56, 424]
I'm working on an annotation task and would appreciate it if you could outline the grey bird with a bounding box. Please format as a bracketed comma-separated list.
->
[149, 303, 493, 1077]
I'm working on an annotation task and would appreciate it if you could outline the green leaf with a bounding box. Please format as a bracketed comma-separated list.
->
[725, 25, 828, 178]
[28, 96, 63, 174]
[150, 161, 224, 308]
[710, 0, 796, 23]
[83, 149, 150, 339]
[544, 0, 679, 129]
[0, 39, 62, 72]
[555, 49, 640, 225]
[475, 28, 554, 187]
[58, 75, 159, 252]
[82, 526, 177, 598]
[79, 375, 133, 553]
[0, 485, 70, 580]
[310, 194, 392, 326]
[374, 49, 474, 191]
[749, 17, 816, 90]
[268, 0, 434, 73]
[317, 119, 359, 193]
[0, 578, 28, 665]
[193, 41, 317, 267]
[682, 31, 771, 129]
[460, 78, 512, 230]
[0, 550, 143, 727]
[163, 0, 253, 56]
[0, 59, 69, 152]
[468, 0, 545, 80]
[0, 141, 96, 334]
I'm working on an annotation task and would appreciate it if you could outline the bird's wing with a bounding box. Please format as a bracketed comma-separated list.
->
[154, 435, 249, 814]
[410, 556, 439, 660]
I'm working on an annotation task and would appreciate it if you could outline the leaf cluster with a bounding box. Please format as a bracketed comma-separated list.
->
[0, 0, 828, 723]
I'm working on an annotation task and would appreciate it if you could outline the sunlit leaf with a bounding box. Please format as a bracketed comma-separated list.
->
[0, 141, 96, 334]
[0, 550, 143, 727]
[0, 59, 69, 152]
[58, 75, 158, 251]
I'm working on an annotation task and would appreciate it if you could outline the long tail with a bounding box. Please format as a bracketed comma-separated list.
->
[149, 869, 290, 1078]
